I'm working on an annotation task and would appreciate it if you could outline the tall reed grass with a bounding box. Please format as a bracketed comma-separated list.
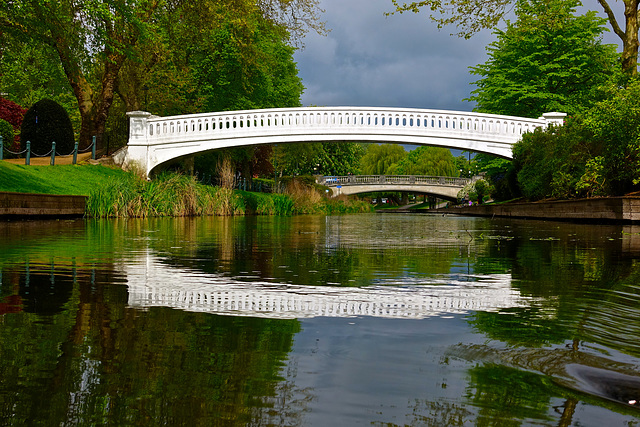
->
[284, 178, 374, 214]
[87, 172, 373, 218]
[87, 172, 244, 218]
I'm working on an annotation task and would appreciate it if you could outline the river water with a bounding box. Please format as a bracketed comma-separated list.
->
[1, 214, 640, 426]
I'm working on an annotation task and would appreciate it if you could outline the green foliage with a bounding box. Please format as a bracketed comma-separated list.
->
[512, 80, 640, 199]
[513, 120, 591, 200]
[272, 143, 325, 176]
[359, 144, 407, 175]
[316, 142, 364, 175]
[469, 0, 619, 118]
[0, 44, 79, 135]
[87, 170, 372, 218]
[458, 178, 494, 203]
[575, 156, 606, 197]
[269, 142, 363, 177]
[0, 119, 14, 152]
[240, 190, 295, 215]
[1, 0, 323, 147]
[387, 146, 460, 176]
[194, 12, 304, 111]
[474, 153, 519, 201]
[20, 99, 75, 156]
[582, 80, 640, 195]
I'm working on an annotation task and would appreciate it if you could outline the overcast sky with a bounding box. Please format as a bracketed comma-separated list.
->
[293, 0, 621, 112]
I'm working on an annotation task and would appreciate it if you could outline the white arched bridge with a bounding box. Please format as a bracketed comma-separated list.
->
[318, 175, 471, 199]
[119, 107, 566, 177]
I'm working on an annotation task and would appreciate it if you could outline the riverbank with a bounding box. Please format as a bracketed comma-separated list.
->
[0, 161, 373, 218]
[421, 197, 640, 223]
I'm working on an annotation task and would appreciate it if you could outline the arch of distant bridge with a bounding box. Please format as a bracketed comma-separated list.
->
[318, 175, 471, 200]
[119, 107, 565, 177]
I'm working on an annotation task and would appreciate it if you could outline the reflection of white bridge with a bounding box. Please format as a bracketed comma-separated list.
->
[317, 175, 471, 199]
[125, 252, 533, 319]
[121, 107, 566, 177]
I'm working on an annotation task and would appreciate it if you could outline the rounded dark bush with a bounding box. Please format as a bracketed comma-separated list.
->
[20, 99, 75, 156]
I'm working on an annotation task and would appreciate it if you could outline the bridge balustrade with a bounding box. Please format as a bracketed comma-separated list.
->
[142, 108, 557, 142]
[319, 175, 471, 187]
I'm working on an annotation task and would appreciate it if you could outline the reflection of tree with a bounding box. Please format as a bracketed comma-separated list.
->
[255, 358, 315, 426]
[404, 400, 474, 426]
[0, 261, 301, 425]
[459, 220, 640, 424]
[154, 215, 477, 287]
[466, 365, 554, 426]
[470, 220, 640, 352]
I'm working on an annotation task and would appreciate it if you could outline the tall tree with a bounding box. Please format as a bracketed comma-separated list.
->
[468, 0, 619, 118]
[387, 146, 460, 176]
[359, 143, 407, 175]
[0, 40, 80, 131]
[390, 0, 639, 76]
[0, 0, 325, 148]
[0, 0, 162, 147]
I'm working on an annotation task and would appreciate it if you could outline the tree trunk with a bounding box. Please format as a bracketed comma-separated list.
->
[598, 0, 639, 76]
[622, 0, 640, 76]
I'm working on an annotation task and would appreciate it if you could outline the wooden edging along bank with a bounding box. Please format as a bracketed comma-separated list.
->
[2, 191, 640, 222]
[0, 192, 87, 218]
[414, 197, 640, 224]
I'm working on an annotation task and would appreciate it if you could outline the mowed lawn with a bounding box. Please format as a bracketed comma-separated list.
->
[0, 161, 129, 196]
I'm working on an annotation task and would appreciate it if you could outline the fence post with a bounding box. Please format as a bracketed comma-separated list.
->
[50, 141, 56, 165]
[73, 142, 78, 164]
[91, 135, 96, 160]
[26, 141, 31, 165]
[0, 136, 3, 161]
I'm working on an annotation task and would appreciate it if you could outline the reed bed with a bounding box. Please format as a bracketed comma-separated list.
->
[87, 172, 373, 218]
[87, 172, 244, 218]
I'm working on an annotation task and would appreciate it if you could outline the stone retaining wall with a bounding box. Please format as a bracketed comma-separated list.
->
[428, 197, 640, 223]
[0, 192, 87, 217]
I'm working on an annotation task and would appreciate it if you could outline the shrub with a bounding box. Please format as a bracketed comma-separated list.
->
[582, 80, 640, 195]
[512, 118, 593, 200]
[0, 119, 14, 155]
[457, 179, 494, 204]
[20, 99, 75, 156]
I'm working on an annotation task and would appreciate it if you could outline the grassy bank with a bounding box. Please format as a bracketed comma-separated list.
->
[0, 162, 372, 217]
[0, 162, 129, 195]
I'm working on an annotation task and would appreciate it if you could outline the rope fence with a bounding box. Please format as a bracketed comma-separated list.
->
[0, 136, 97, 165]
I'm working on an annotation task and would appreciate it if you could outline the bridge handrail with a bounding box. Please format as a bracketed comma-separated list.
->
[128, 107, 566, 144]
[318, 175, 471, 186]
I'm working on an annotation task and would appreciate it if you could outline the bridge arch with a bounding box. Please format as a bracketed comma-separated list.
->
[119, 107, 565, 177]
[318, 175, 470, 200]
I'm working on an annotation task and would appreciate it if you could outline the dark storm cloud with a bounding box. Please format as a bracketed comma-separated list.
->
[294, 0, 496, 111]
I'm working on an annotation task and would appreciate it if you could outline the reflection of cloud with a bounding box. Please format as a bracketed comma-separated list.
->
[125, 252, 534, 319]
